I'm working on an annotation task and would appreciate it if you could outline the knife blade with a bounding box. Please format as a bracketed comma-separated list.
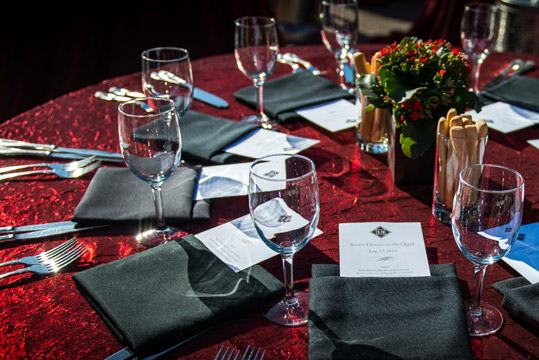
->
[483, 59, 523, 90]
[0, 221, 80, 234]
[0, 223, 109, 242]
[0, 146, 124, 163]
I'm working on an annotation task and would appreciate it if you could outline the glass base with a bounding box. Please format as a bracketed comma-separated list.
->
[465, 299, 504, 337]
[262, 290, 309, 327]
[241, 114, 277, 130]
[433, 203, 452, 224]
[357, 140, 388, 154]
[136, 226, 185, 247]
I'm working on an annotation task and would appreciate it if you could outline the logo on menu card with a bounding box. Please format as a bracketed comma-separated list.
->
[264, 170, 279, 178]
[371, 226, 391, 239]
[279, 215, 292, 223]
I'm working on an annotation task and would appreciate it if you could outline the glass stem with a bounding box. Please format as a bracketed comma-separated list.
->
[336, 56, 347, 89]
[472, 60, 482, 93]
[255, 79, 265, 119]
[469, 264, 487, 315]
[150, 184, 166, 230]
[281, 254, 296, 304]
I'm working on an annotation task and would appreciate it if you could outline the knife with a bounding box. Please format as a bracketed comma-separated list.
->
[0, 223, 109, 242]
[151, 71, 229, 108]
[0, 146, 124, 163]
[0, 221, 81, 233]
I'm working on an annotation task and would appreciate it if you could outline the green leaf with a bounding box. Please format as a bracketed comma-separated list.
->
[399, 118, 437, 158]
[357, 73, 389, 108]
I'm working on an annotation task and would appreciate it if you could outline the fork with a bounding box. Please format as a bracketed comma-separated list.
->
[0, 159, 101, 181]
[0, 156, 97, 174]
[0, 237, 78, 267]
[215, 345, 265, 360]
[0, 242, 87, 279]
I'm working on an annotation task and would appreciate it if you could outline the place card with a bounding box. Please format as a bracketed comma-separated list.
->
[295, 99, 357, 132]
[196, 214, 322, 272]
[339, 222, 431, 278]
[528, 139, 539, 150]
[466, 102, 539, 133]
[502, 223, 539, 284]
[223, 128, 319, 159]
[195, 163, 251, 200]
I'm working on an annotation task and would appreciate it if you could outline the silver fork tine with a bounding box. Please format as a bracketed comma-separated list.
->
[46, 243, 87, 271]
[0, 159, 101, 181]
[36, 238, 78, 261]
[0, 156, 96, 174]
[241, 346, 251, 360]
[247, 347, 258, 360]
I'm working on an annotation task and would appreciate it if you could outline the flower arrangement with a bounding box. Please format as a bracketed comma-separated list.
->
[358, 37, 480, 159]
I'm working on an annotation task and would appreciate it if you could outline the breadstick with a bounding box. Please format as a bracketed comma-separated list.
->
[352, 52, 370, 76]
[447, 108, 458, 122]
[465, 125, 480, 203]
[450, 115, 464, 128]
[462, 114, 473, 126]
[446, 126, 466, 209]
[371, 51, 381, 76]
[436, 117, 449, 205]
[353, 52, 374, 142]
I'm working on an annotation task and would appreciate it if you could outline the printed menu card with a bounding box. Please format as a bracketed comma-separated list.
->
[339, 222, 431, 277]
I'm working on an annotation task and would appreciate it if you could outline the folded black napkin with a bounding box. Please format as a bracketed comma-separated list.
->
[308, 264, 473, 360]
[233, 71, 355, 122]
[481, 75, 539, 112]
[180, 111, 259, 164]
[72, 166, 210, 224]
[492, 277, 539, 331]
[72, 235, 283, 355]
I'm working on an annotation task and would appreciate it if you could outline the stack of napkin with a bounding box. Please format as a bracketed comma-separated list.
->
[308, 264, 473, 360]
[233, 71, 355, 122]
[481, 75, 539, 112]
[72, 235, 283, 356]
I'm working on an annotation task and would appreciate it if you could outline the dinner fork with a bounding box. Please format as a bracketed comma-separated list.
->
[0, 242, 87, 279]
[215, 345, 265, 360]
[0, 237, 78, 267]
[0, 159, 101, 181]
[0, 156, 97, 174]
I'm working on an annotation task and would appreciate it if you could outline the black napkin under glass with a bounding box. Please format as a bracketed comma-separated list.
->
[492, 277, 539, 331]
[308, 264, 473, 360]
[72, 166, 210, 225]
[233, 71, 355, 122]
[72, 235, 284, 355]
[480, 75, 539, 112]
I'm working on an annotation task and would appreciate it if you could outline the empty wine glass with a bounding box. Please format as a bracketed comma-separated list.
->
[234, 16, 279, 129]
[320, 0, 359, 92]
[141, 47, 194, 117]
[249, 154, 320, 326]
[460, 3, 499, 93]
[118, 97, 183, 247]
[452, 164, 524, 336]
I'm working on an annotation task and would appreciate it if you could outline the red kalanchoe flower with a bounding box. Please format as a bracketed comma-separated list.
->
[410, 112, 421, 121]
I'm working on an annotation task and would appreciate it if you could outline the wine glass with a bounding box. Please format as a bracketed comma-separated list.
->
[460, 3, 499, 93]
[234, 16, 279, 129]
[118, 97, 183, 247]
[320, 0, 359, 92]
[452, 164, 524, 336]
[141, 47, 194, 117]
[249, 154, 320, 326]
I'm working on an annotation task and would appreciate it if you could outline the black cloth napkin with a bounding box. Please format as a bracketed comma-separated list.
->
[492, 277, 539, 331]
[480, 75, 539, 112]
[233, 71, 355, 122]
[72, 166, 210, 225]
[308, 264, 473, 360]
[180, 111, 259, 164]
[72, 235, 284, 355]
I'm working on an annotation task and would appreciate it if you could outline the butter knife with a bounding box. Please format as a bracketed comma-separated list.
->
[0, 146, 124, 163]
[0, 221, 80, 233]
[0, 223, 108, 242]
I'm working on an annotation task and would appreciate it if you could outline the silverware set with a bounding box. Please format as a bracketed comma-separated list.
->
[0, 220, 108, 242]
[0, 237, 87, 280]
[483, 59, 536, 90]
[215, 345, 265, 360]
[0, 156, 101, 181]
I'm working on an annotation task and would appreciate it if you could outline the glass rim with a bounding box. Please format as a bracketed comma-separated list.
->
[249, 153, 316, 182]
[321, 0, 359, 6]
[118, 97, 176, 118]
[464, 2, 497, 12]
[234, 16, 276, 28]
[459, 163, 525, 193]
[141, 47, 190, 63]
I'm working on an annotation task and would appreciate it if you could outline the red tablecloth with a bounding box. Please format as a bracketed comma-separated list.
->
[0, 44, 538, 359]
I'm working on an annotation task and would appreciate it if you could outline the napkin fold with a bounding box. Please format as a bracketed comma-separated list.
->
[72, 235, 283, 355]
[233, 71, 354, 122]
[492, 277, 539, 330]
[481, 75, 539, 112]
[72, 166, 210, 224]
[308, 264, 473, 360]
[180, 111, 259, 164]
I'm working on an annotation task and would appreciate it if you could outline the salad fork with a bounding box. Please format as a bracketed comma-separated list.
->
[0, 159, 101, 181]
[0, 237, 78, 267]
[0, 242, 87, 279]
[0, 156, 97, 174]
[215, 345, 265, 360]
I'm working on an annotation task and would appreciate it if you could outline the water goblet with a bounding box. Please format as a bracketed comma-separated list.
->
[320, 0, 359, 92]
[141, 47, 194, 117]
[118, 97, 183, 247]
[452, 164, 524, 336]
[460, 3, 499, 93]
[249, 154, 320, 326]
[234, 16, 279, 129]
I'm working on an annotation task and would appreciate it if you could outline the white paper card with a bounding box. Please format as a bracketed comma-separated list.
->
[502, 223, 539, 284]
[466, 102, 539, 133]
[195, 163, 251, 200]
[339, 222, 431, 278]
[294, 99, 357, 132]
[527, 139, 539, 150]
[196, 214, 322, 272]
[223, 128, 319, 159]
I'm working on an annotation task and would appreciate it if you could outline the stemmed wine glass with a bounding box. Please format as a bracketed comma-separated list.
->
[460, 3, 499, 93]
[320, 0, 359, 92]
[118, 97, 183, 247]
[141, 47, 194, 117]
[452, 164, 524, 336]
[249, 154, 320, 326]
[234, 16, 279, 129]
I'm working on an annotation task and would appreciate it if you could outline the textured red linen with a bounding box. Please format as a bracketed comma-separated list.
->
[0, 44, 538, 360]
